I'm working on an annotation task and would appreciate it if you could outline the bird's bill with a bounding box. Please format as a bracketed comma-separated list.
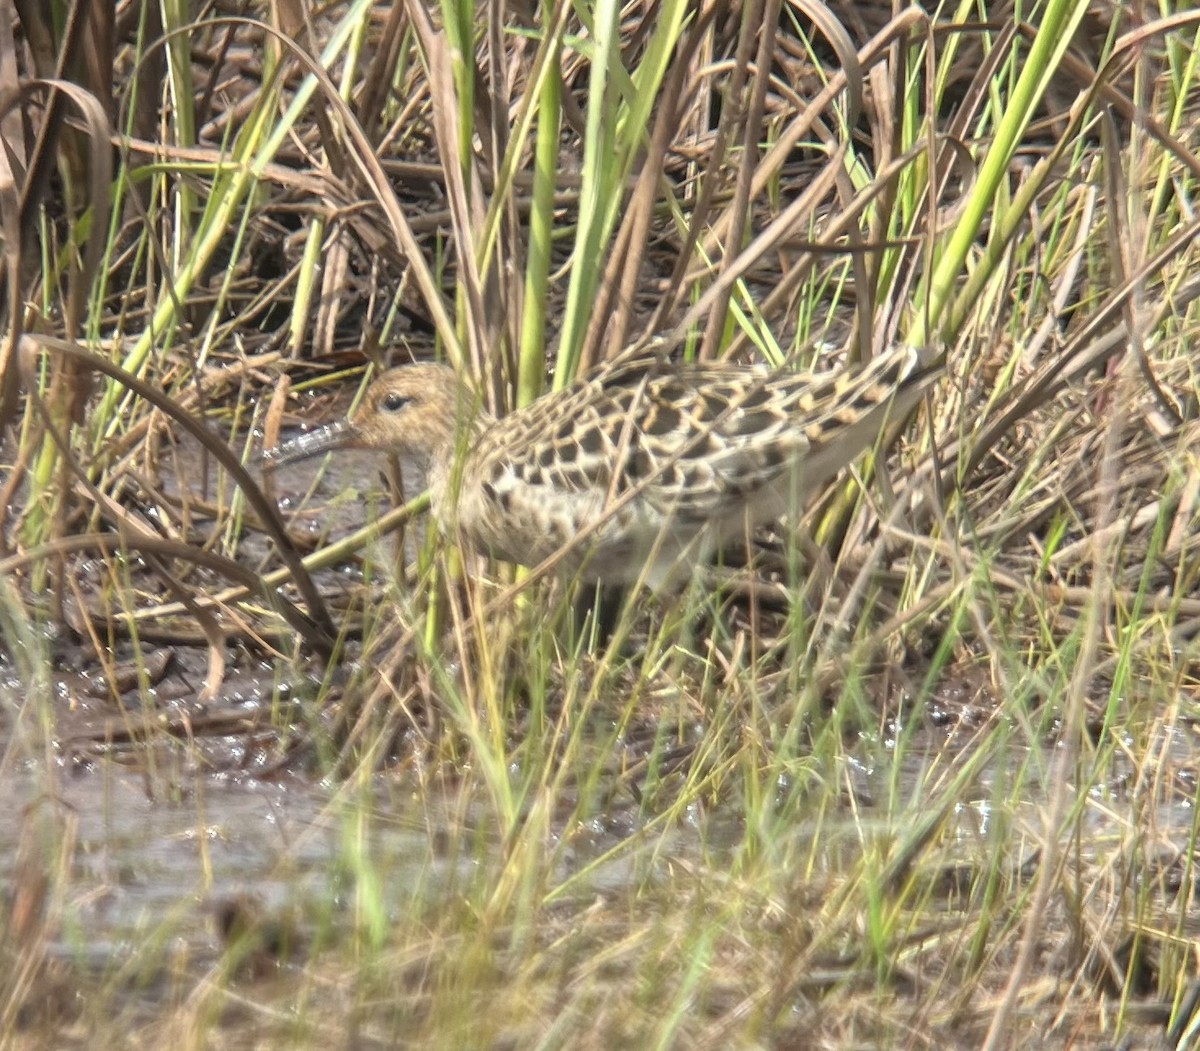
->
[262, 420, 360, 467]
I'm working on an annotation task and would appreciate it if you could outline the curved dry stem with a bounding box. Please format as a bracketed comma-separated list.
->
[18, 334, 338, 653]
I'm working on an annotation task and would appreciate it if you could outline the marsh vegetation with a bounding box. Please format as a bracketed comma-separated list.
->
[2, 0, 1200, 1046]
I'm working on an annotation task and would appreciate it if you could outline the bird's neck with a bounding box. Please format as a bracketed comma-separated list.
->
[425, 403, 494, 520]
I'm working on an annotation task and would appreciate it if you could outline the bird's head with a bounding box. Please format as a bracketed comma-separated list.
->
[265, 364, 472, 469]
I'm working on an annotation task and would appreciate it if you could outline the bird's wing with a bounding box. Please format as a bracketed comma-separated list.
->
[470, 344, 935, 520]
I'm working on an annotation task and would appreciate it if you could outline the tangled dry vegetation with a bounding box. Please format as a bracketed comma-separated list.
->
[2, 0, 1200, 1047]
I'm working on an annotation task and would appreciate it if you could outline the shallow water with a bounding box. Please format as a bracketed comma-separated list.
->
[5, 663, 1195, 972]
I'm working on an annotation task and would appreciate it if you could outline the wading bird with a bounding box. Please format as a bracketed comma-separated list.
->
[268, 344, 940, 591]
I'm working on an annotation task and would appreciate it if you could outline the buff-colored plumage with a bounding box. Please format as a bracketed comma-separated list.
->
[268, 345, 939, 588]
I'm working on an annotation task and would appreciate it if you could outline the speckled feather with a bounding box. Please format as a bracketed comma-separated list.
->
[268, 344, 940, 588]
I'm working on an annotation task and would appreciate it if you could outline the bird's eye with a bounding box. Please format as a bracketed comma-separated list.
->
[381, 393, 409, 413]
